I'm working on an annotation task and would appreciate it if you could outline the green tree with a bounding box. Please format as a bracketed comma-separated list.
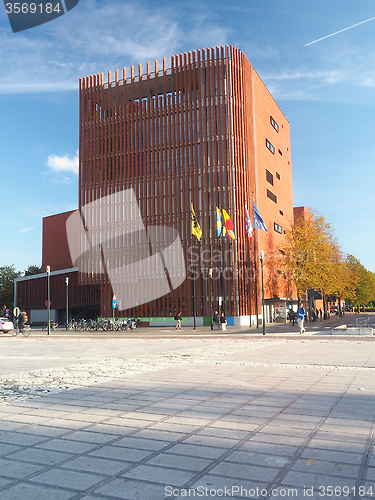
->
[0, 265, 21, 309]
[24, 265, 42, 276]
[330, 255, 358, 315]
[347, 256, 375, 307]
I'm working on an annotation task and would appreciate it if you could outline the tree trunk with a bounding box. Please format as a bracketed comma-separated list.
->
[323, 291, 328, 320]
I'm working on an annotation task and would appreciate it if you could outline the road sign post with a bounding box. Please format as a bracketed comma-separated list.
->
[13, 307, 20, 334]
[112, 294, 117, 320]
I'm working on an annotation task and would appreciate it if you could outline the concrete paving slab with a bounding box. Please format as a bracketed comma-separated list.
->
[300, 448, 363, 465]
[0, 442, 22, 456]
[59, 430, 116, 444]
[281, 470, 357, 489]
[93, 477, 167, 500]
[146, 452, 213, 471]
[31, 467, 108, 490]
[0, 431, 48, 446]
[165, 442, 227, 459]
[113, 436, 170, 451]
[120, 463, 194, 486]
[0, 457, 47, 479]
[60, 455, 130, 475]
[189, 474, 269, 499]
[0, 483, 75, 500]
[306, 437, 368, 453]
[239, 440, 300, 456]
[225, 449, 290, 468]
[36, 438, 98, 454]
[88, 444, 151, 462]
[292, 456, 360, 478]
[6, 447, 74, 465]
[209, 461, 281, 482]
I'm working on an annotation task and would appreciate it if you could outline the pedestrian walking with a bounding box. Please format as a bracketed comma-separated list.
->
[296, 304, 306, 334]
[174, 312, 182, 330]
[213, 311, 220, 325]
[288, 309, 296, 326]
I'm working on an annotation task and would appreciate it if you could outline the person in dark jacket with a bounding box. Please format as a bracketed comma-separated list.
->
[213, 311, 220, 325]
[288, 309, 296, 326]
[175, 312, 182, 330]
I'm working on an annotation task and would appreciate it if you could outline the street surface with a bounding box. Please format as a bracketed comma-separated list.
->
[0, 313, 374, 499]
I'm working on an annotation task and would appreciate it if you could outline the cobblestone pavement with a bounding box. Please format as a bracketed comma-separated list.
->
[0, 333, 375, 499]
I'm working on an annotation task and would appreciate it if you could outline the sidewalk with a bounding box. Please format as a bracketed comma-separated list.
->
[0, 330, 375, 499]
[15, 313, 365, 338]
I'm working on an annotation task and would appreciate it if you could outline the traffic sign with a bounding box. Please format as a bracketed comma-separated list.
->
[45, 300, 51, 307]
[13, 307, 20, 318]
[112, 294, 117, 309]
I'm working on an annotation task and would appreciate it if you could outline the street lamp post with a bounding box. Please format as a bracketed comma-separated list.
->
[209, 268, 214, 330]
[46, 266, 51, 336]
[65, 277, 69, 330]
[260, 251, 266, 336]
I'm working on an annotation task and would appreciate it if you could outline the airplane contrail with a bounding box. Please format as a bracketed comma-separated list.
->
[305, 16, 375, 46]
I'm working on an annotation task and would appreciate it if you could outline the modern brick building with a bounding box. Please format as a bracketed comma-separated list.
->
[16, 45, 297, 325]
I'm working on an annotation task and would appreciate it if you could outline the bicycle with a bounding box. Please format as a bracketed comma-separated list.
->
[11, 324, 31, 337]
[74, 319, 87, 331]
[67, 318, 75, 330]
[42, 320, 58, 331]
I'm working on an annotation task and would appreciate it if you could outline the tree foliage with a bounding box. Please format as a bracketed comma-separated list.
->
[346, 255, 375, 306]
[280, 211, 375, 307]
[0, 265, 22, 309]
[24, 265, 42, 276]
[281, 211, 341, 300]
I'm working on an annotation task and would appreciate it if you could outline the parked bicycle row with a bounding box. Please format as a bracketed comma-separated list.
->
[67, 318, 138, 331]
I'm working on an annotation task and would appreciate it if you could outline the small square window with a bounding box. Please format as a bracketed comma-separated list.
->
[267, 189, 277, 203]
[276, 172, 280, 180]
[278, 149, 282, 156]
[279, 210, 283, 216]
[266, 139, 275, 154]
[266, 169, 274, 186]
[279, 249, 285, 255]
[270, 116, 279, 132]
[274, 223, 282, 234]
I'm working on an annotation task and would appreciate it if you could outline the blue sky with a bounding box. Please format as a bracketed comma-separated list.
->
[0, 0, 374, 272]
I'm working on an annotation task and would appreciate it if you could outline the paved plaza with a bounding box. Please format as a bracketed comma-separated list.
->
[0, 329, 375, 499]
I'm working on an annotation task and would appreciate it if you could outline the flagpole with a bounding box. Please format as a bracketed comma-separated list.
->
[210, 226, 214, 331]
[194, 227, 197, 331]
[247, 236, 253, 327]
[245, 197, 253, 328]
[252, 196, 260, 329]
[219, 206, 224, 317]
[194, 240, 196, 330]
[191, 202, 202, 330]
[253, 226, 260, 328]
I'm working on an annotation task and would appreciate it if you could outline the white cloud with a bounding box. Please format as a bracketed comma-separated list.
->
[51, 176, 71, 184]
[18, 226, 35, 234]
[47, 152, 78, 174]
[0, 0, 230, 94]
